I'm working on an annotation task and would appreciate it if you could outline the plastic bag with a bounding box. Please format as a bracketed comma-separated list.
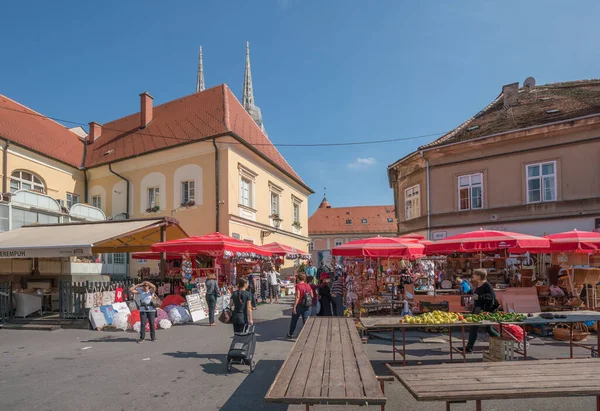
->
[159, 319, 172, 329]
[550, 285, 565, 297]
[168, 306, 191, 324]
[112, 312, 129, 331]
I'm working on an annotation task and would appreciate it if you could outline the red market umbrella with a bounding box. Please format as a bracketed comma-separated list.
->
[331, 236, 425, 259]
[131, 252, 185, 260]
[545, 230, 600, 253]
[259, 242, 310, 259]
[425, 229, 550, 255]
[151, 232, 272, 258]
[397, 233, 425, 241]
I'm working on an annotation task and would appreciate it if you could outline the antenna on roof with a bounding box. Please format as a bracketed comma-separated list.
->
[523, 77, 536, 92]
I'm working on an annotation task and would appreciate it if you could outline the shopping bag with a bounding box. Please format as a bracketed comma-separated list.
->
[114, 286, 124, 303]
[101, 286, 114, 306]
[218, 308, 232, 324]
[100, 305, 116, 325]
[112, 302, 131, 315]
[89, 307, 108, 330]
[84, 287, 95, 309]
[94, 287, 104, 307]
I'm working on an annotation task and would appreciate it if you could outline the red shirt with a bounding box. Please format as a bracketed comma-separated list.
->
[295, 282, 313, 303]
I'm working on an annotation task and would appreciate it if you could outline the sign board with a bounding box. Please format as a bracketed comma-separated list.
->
[551, 252, 589, 266]
[432, 231, 447, 240]
[186, 293, 206, 322]
[0, 247, 92, 259]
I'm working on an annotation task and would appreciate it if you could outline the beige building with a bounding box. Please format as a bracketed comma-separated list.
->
[308, 196, 396, 265]
[387, 79, 600, 240]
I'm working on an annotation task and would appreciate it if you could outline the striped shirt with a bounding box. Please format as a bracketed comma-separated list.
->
[331, 278, 346, 297]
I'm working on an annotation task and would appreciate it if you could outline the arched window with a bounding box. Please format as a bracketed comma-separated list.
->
[10, 170, 45, 193]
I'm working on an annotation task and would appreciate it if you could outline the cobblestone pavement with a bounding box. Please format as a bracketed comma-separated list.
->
[0, 297, 596, 411]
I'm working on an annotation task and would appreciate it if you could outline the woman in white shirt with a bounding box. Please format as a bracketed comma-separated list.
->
[129, 281, 157, 343]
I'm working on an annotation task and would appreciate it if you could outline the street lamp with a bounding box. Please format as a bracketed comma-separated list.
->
[261, 215, 283, 242]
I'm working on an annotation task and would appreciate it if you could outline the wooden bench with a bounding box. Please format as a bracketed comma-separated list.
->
[265, 317, 386, 410]
[387, 358, 600, 410]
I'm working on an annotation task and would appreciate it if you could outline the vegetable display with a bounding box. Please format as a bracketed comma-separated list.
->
[401, 311, 526, 325]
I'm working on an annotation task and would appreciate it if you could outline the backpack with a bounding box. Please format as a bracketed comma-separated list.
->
[300, 284, 312, 308]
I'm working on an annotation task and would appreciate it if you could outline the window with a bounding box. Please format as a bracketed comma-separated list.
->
[293, 203, 300, 223]
[92, 195, 102, 210]
[113, 253, 126, 265]
[66, 193, 80, 209]
[527, 161, 557, 203]
[148, 187, 160, 209]
[334, 239, 343, 247]
[361, 219, 367, 224]
[240, 177, 252, 207]
[10, 170, 44, 193]
[387, 217, 394, 223]
[181, 180, 195, 204]
[270, 192, 279, 216]
[346, 219, 352, 225]
[309, 242, 314, 251]
[405, 185, 421, 220]
[458, 173, 483, 211]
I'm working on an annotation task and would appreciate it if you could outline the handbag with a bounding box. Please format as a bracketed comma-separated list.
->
[84, 287, 95, 309]
[218, 308, 232, 324]
[101, 286, 114, 306]
[114, 286, 124, 303]
[151, 295, 162, 308]
[94, 286, 104, 308]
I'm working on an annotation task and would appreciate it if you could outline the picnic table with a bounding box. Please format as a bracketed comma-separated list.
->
[387, 358, 600, 410]
[361, 311, 600, 365]
[265, 317, 387, 410]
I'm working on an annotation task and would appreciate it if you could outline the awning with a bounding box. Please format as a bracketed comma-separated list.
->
[0, 217, 188, 258]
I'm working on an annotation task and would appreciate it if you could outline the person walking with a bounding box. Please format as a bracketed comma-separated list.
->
[230, 278, 253, 333]
[267, 265, 279, 304]
[317, 274, 333, 316]
[465, 269, 500, 353]
[129, 281, 157, 343]
[205, 273, 219, 326]
[247, 271, 257, 310]
[331, 274, 346, 316]
[305, 260, 317, 284]
[260, 267, 269, 303]
[287, 273, 314, 338]
[307, 275, 320, 316]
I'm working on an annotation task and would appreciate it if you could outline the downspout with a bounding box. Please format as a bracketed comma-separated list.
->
[109, 163, 130, 219]
[420, 151, 431, 240]
[213, 138, 220, 232]
[2, 140, 9, 193]
[83, 169, 88, 203]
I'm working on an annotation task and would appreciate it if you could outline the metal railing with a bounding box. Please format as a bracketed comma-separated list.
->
[0, 281, 13, 323]
[59, 279, 136, 319]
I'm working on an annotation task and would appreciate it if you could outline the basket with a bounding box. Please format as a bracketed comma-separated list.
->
[536, 285, 550, 295]
[553, 323, 589, 341]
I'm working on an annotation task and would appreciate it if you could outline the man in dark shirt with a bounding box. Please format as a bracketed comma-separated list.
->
[466, 268, 500, 353]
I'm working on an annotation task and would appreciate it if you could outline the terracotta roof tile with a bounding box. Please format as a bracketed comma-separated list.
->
[0, 94, 84, 168]
[309, 205, 397, 235]
[85, 85, 308, 190]
[422, 79, 600, 149]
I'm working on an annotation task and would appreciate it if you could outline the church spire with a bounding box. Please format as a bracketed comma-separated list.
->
[242, 42, 267, 135]
[196, 46, 205, 93]
[242, 41, 254, 109]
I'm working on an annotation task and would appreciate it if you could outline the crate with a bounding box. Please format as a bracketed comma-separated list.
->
[420, 301, 449, 313]
[484, 337, 516, 362]
[530, 323, 553, 337]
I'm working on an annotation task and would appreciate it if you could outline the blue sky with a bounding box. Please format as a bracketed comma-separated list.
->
[2, 1, 600, 214]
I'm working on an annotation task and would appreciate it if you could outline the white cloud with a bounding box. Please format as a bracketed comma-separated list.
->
[348, 157, 377, 170]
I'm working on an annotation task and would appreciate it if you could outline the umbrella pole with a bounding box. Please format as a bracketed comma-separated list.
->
[480, 252, 483, 269]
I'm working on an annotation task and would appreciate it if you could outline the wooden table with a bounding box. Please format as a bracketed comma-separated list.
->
[265, 317, 386, 410]
[387, 359, 600, 410]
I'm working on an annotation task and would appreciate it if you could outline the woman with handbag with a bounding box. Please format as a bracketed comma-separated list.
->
[205, 273, 220, 326]
[230, 278, 253, 333]
[129, 281, 158, 343]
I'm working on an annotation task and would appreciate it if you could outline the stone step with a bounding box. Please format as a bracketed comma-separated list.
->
[3, 323, 60, 331]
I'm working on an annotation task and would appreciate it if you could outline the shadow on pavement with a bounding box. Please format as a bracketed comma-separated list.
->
[81, 335, 137, 343]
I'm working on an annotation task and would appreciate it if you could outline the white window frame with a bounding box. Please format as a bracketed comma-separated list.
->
[113, 253, 126, 265]
[238, 164, 257, 209]
[526, 161, 557, 204]
[458, 172, 484, 211]
[293, 203, 300, 223]
[66, 193, 80, 209]
[404, 185, 421, 220]
[10, 170, 45, 193]
[361, 218, 368, 224]
[181, 180, 195, 205]
[148, 187, 160, 209]
[92, 195, 102, 210]
[270, 192, 280, 216]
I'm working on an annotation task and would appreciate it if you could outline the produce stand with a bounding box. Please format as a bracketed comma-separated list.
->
[361, 310, 600, 366]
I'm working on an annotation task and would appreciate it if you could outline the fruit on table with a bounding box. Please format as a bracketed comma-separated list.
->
[463, 312, 527, 322]
[400, 311, 526, 325]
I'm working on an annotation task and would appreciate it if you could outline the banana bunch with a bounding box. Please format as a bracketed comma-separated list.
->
[401, 310, 464, 325]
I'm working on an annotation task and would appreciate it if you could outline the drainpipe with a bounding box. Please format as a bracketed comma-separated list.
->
[213, 138, 220, 233]
[109, 163, 130, 219]
[420, 151, 431, 240]
[83, 169, 88, 203]
[2, 140, 9, 193]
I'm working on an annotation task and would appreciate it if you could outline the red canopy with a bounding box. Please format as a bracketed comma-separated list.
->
[132, 252, 185, 260]
[331, 236, 425, 259]
[259, 242, 310, 259]
[545, 230, 600, 253]
[425, 229, 550, 255]
[397, 233, 425, 241]
[151, 232, 272, 258]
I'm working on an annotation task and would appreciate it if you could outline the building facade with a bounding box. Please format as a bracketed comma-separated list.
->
[387, 79, 600, 240]
[308, 196, 396, 265]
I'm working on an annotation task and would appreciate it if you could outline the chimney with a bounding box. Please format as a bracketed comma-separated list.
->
[87, 122, 102, 144]
[140, 92, 153, 128]
[502, 82, 519, 107]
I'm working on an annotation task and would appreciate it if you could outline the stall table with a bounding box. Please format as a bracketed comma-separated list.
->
[387, 359, 600, 411]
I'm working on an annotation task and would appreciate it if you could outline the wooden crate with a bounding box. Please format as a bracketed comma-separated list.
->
[484, 337, 516, 362]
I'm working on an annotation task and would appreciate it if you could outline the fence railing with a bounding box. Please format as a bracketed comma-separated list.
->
[59, 279, 137, 319]
[0, 281, 12, 323]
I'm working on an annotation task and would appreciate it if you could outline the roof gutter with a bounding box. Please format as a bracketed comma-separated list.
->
[108, 163, 129, 219]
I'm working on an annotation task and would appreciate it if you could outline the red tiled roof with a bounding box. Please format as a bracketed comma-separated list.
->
[422, 79, 600, 149]
[85, 85, 309, 190]
[309, 205, 397, 235]
[0, 94, 84, 168]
